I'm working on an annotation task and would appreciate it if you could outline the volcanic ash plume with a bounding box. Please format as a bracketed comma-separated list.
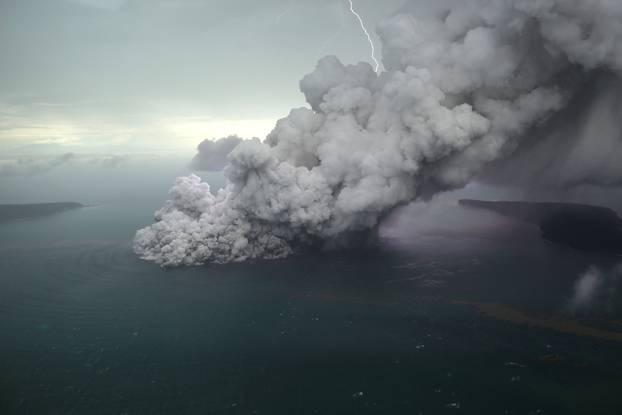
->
[191, 135, 246, 171]
[135, 0, 622, 266]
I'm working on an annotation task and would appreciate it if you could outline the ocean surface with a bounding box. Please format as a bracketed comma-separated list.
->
[1, 184, 622, 414]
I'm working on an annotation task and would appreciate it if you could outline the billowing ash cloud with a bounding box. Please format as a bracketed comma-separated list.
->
[0, 153, 76, 177]
[191, 135, 245, 171]
[135, 0, 622, 266]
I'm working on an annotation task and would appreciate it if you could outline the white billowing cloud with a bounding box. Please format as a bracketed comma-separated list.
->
[190, 135, 245, 171]
[135, 0, 622, 266]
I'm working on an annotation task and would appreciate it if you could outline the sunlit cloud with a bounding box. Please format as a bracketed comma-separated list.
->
[0, 101, 278, 154]
[158, 116, 277, 142]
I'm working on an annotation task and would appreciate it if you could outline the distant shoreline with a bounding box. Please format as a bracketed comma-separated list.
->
[0, 202, 85, 222]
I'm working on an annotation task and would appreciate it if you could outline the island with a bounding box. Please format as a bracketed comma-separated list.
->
[459, 199, 622, 253]
[0, 202, 85, 222]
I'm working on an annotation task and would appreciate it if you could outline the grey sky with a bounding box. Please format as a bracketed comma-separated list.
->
[0, 0, 404, 154]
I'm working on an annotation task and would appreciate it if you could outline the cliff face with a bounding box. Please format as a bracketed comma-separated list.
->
[459, 199, 622, 253]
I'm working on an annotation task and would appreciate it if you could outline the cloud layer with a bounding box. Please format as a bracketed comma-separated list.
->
[0, 153, 76, 177]
[135, 0, 622, 266]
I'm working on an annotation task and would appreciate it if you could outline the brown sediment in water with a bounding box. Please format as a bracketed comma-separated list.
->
[455, 301, 622, 343]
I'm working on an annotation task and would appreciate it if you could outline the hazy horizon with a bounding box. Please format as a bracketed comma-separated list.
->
[0, 0, 404, 156]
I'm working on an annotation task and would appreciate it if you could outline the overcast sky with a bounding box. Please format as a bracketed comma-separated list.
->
[0, 0, 404, 154]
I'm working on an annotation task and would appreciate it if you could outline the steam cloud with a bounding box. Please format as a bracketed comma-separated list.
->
[567, 264, 622, 313]
[567, 267, 604, 312]
[135, 0, 622, 266]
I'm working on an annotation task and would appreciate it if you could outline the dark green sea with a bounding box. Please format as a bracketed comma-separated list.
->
[1, 188, 622, 414]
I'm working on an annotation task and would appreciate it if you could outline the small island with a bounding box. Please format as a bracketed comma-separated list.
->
[0, 202, 85, 222]
[459, 199, 622, 253]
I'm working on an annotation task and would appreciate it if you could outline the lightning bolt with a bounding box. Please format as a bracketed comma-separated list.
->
[347, 0, 380, 72]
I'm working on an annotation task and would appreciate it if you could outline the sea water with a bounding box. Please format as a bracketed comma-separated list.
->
[1, 167, 621, 414]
